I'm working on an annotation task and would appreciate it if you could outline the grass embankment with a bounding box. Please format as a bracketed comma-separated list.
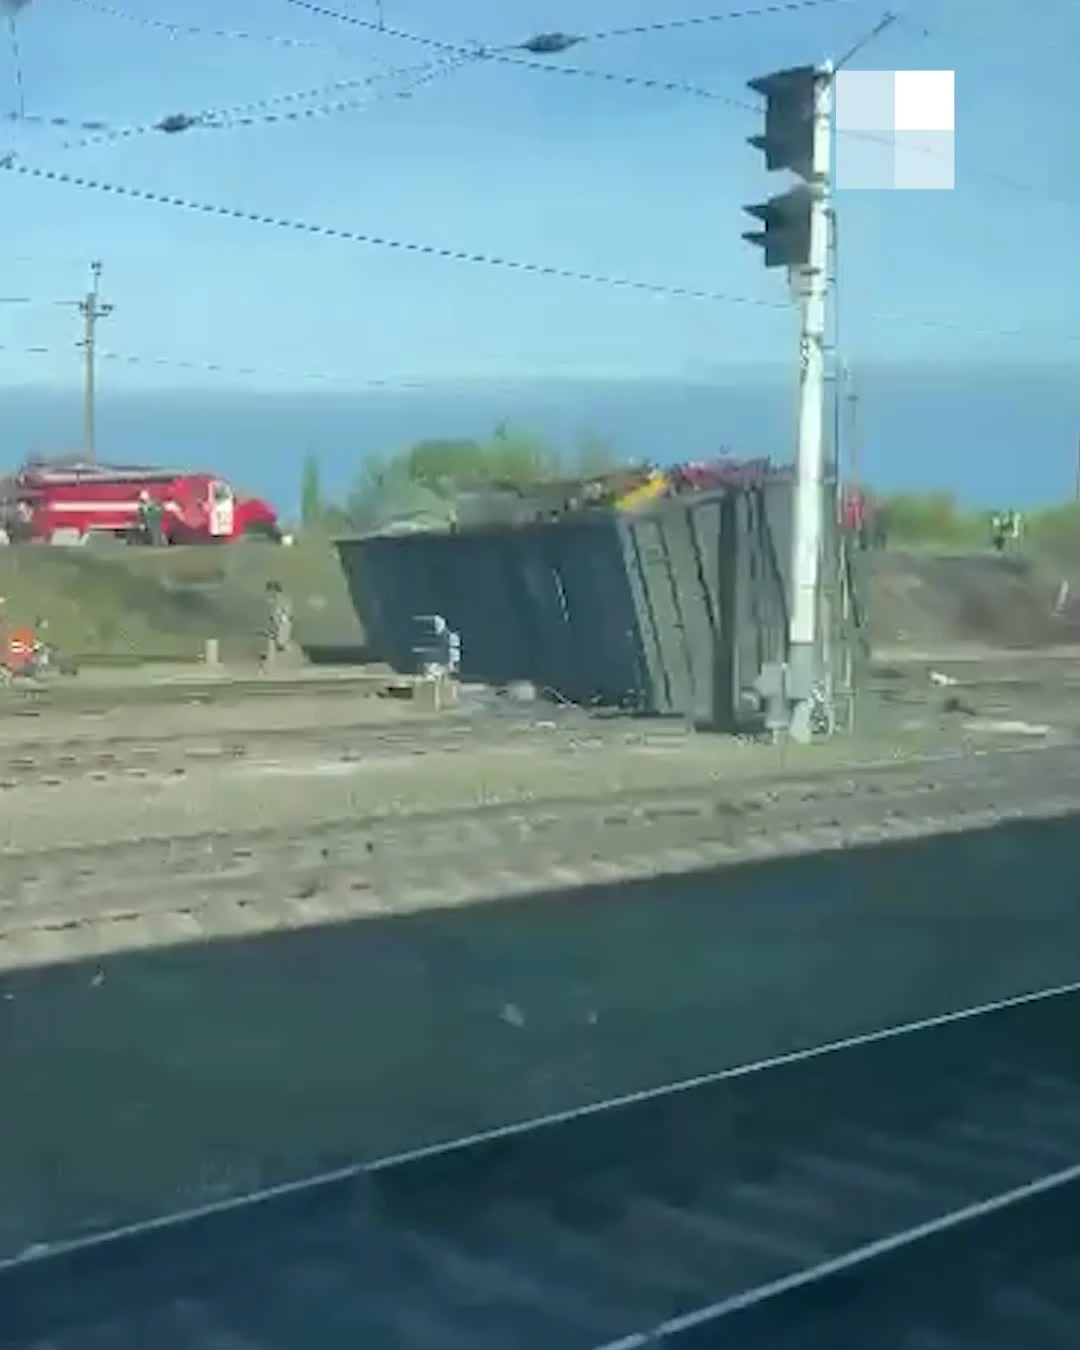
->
[0, 535, 363, 665]
[880, 495, 1080, 558]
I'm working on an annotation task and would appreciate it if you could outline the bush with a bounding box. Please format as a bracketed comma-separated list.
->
[878, 493, 983, 547]
[1025, 502, 1080, 560]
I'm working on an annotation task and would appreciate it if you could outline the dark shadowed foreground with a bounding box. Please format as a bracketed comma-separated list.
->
[2, 811, 1079, 1254]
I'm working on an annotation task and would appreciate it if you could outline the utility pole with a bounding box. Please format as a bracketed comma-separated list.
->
[77, 261, 112, 462]
[845, 365, 860, 489]
[1074, 434, 1080, 504]
[743, 64, 833, 742]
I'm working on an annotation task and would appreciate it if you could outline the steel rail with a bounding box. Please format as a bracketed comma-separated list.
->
[617, 1166, 1080, 1346]
[4, 981, 1080, 1348]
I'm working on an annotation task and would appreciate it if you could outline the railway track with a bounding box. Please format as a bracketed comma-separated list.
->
[641, 1169, 1080, 1347]
[0, 705, 612, 785]
[0, 740, 1077, 968]
[0, 701, 766, 787]
[4, 982, 1079, 1349]
[0, 672, 398, 714]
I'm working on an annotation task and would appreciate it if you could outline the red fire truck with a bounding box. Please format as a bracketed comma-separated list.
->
[0, 458, 281, 545]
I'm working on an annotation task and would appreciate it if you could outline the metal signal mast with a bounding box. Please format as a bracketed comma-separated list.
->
[744, 64, 833, 742]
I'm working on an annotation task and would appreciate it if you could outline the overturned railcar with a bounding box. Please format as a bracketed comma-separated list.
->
[335, 472, 849, 732]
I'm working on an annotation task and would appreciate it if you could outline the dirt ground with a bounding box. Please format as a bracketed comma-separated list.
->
[3, 545, 1080, 1258]
[3, 807, 1079, 1256]
[1, 656, 1080, 1255]
[858, 548, 1080, 651]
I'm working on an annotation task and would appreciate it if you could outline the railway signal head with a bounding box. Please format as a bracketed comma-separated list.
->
[742, 184, 812, 269]
[746, 65, 817, 181]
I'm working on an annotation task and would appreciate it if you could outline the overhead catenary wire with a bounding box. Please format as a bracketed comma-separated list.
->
[95, 346, 431, 388]
[275, 0, 1075, 205]
[0, 156, 788, 309]
[0, 337, 695, 390]
[60, 0, 337, 50]
[58, 53, 473, 149]
[586, 0, 864, 41]
[51, 0, 1074, 206]
[283, 0, 862, 50]
[277, 0, 847, 107]
[0, 335, 489, 390]
[6, 7, 25, 119]
[2, 155, 1079, 349]
[63, 0, 864, 53]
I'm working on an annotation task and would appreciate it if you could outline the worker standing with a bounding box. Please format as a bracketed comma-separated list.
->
[137, 489, 165, 546]
[261, 580, 293, 668]
[870, 499, 890, 550]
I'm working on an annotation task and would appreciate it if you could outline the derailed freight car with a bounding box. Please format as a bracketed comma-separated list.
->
[335, 469, 847, 732]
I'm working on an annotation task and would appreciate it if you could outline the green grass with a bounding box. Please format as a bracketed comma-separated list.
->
[0, 533, 363, 664]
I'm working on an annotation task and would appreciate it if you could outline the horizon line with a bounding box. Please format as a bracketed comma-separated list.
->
[0, 361, 1074, 398]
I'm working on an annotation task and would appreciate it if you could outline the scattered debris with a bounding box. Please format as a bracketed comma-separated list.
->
[963, 719, 1051, 737]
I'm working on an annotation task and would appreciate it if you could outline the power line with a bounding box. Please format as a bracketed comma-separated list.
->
[0, 335, 584, 391]
[55, 0, 1080, 208]
[275, 1, 1077, 205]
[61, 0, 337, 50]
[75, 261, 112, 461]
[2, 155, 1078, 348]
[92, 349, 456, 389]
[283, 0, 860, 50]
[0, 156, 787, 309]
[587, 1, 862, 40]
[278, 0, 844, 108]
[6, 8, 25, 120]
[58, 54, 471, 150]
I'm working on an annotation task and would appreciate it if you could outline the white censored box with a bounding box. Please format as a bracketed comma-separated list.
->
[834, 69, 954, 190]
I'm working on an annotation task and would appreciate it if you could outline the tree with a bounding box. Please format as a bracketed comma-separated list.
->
[876, 493, 980, 547]
[345, 452, 452, 531]
[484, 422, 559, 484]
[401, 438, 488, 493]
[300, 453, 323, 526]
[571, 430, 621, 476]
[345, 426, 567, 529]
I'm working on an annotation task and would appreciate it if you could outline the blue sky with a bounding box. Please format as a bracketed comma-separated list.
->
[0, 0, 1076, 391]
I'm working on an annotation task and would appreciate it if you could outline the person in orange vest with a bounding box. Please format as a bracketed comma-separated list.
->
[0, 600, 43, 676]
[5, 624, 36, 673]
